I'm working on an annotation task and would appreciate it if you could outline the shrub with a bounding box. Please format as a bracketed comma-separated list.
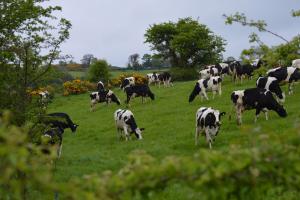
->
[110, 73, 148, 87]
[169, 67, 198, 81]
[88, 59, 111, 83]
[63, 79, 96, 96]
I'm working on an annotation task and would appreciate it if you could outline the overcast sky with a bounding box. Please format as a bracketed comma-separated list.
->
[51, 0, 299, 67]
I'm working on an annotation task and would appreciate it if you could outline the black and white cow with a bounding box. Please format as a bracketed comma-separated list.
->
[256, 76, 285, 103]
[42, 112, 78, 157]
[38, 90, 51, 109]
[114, 109, 145, 140]
[158, 72, 172, 87]
[231, 88, 287, 125]
[97, 81, 105, 91]
[229, 61, 254, 83]
[120, 77, 135, 90]
[146, 72, 160, 85]
[267, 66, 300, 94]
[195, 107, 226, 149]
[124, 84, 155, 104]
[292, 59, 300, 69]
[90, 90, 120, 111]
[189, 76, 222, 102]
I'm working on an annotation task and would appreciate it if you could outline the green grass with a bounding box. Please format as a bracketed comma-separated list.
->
[47, 77, 300, 198]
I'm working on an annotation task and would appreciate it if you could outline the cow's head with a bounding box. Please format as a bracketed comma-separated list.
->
[71, 124, 79, 133]
[276, 105, 287, 118]
[134, 128, 145, 140]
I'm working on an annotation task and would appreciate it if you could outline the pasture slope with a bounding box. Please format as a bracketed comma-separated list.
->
[48, 77, 300, 199]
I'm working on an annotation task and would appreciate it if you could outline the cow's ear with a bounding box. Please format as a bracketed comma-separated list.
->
[220, 112, 226, 116]
[140, 128, 145, 131]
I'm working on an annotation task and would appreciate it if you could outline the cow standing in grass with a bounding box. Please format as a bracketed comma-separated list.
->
[267, 66, 300, 94]
[42, 112, 78, 157]
[189, 76, 222, 102]
[147, 72, 160, 85]
[125, 84, 155, 105]
[256, 76, 285, 103]
[158, 72, 173, 87]
[114, 109, 145, 140]
[90, 90, 120, 111]
[195, 107, 226, 149]
[231, 88, 287, 125]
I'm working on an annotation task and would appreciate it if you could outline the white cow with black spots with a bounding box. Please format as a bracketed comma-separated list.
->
[114, 109, 145, 141]
[195, 107, 226, 149]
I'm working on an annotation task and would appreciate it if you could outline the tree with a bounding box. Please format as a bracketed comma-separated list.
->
[145, 17, 226, 68]
[0, 0, 71, 125]
[141, 54, 152, 68]
[88, 59, 111, 83]
[128, 53, 141, 70]
[81, 54, 95, 68]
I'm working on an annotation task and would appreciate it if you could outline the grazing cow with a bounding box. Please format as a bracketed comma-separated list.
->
[251, 58, 263, 69]
[97, 81, 105, 91]
[158, 72, 172, 87]
[125, 84, 155, 104]
[231, 88, 287, 125]
[267, 66, 300, 94]
[292, 59, 300, 69]
[120, 77, 135, 90]
[146, 72, 160, 85]
[189, 76, 222, 102]
[90, 90, 120, 111]
[195, 107, 226, 149]
[114, 109, 145, 140]
[229, 61, 254, 83]
[42, 112, 78, 157]
[256, 76, 285, 103]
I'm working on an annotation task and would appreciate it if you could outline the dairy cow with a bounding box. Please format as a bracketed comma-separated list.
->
[256, 76, 285, 103]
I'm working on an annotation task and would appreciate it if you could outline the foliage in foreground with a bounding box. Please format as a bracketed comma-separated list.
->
[1, 111, 300, 199]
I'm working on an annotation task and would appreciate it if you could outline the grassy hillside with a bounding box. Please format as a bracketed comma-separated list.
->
[48, 77, 300, 198]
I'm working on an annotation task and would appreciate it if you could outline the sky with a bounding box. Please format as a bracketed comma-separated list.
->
[50, 0, 299, 67]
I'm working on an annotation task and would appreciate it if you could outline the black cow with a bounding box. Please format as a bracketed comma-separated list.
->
[231, 88, 287, 125]
[158, 72, 172, 87]
[267, 66, 300, 94]
[256, 76, 285, 103]
[125, 84, 155, 104]
[90, 90, 120, 111]
[42, 112, 78, 157]
[195, 107, 226, 149]
[229, 61, 254, 83]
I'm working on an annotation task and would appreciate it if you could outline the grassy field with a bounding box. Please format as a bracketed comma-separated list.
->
[47, 76, 300, 198]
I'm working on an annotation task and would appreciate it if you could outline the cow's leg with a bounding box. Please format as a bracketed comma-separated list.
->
[288, 82, 294, 95]
[212, 90, 216, 99]
[57, 141, 63, 158]
[90, 101, 96, 112]
[263, 108, 269, 121]
[205, 128, 212, 149]
[123, 127, 130, 141]
[195, 126, 201, 146]
[255, 108, 261, 123]
[218, 84, 222, 96]
[202, 90, 209, 100]
[236, 105, 242, 125]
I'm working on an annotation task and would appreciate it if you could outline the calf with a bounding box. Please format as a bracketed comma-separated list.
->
[267, 66, 300, 94]
[146, 72, 160, 85]
[114, 109, 145, 140]
[120, 77, 135, 90]
[231, 88, 287, 125]
[42, 112, 78, 157]
[125, 84, 155, 104]
[195, 107, 226, 149]
[256, 76, 285, 103]
[292, 59, 300, 69]
[158, 72, 172, 87]
[189, 76, 222, 102]
[90, 90, 120, 111]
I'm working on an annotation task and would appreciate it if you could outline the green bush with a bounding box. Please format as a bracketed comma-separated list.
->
[88, 59, 111, 83]
[169, 68, 198, 81]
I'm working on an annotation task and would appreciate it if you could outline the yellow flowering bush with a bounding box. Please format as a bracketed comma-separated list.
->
[63, 79, 96, 96]
[110, 73, 148, 87]
[27, 86, 55, 97]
